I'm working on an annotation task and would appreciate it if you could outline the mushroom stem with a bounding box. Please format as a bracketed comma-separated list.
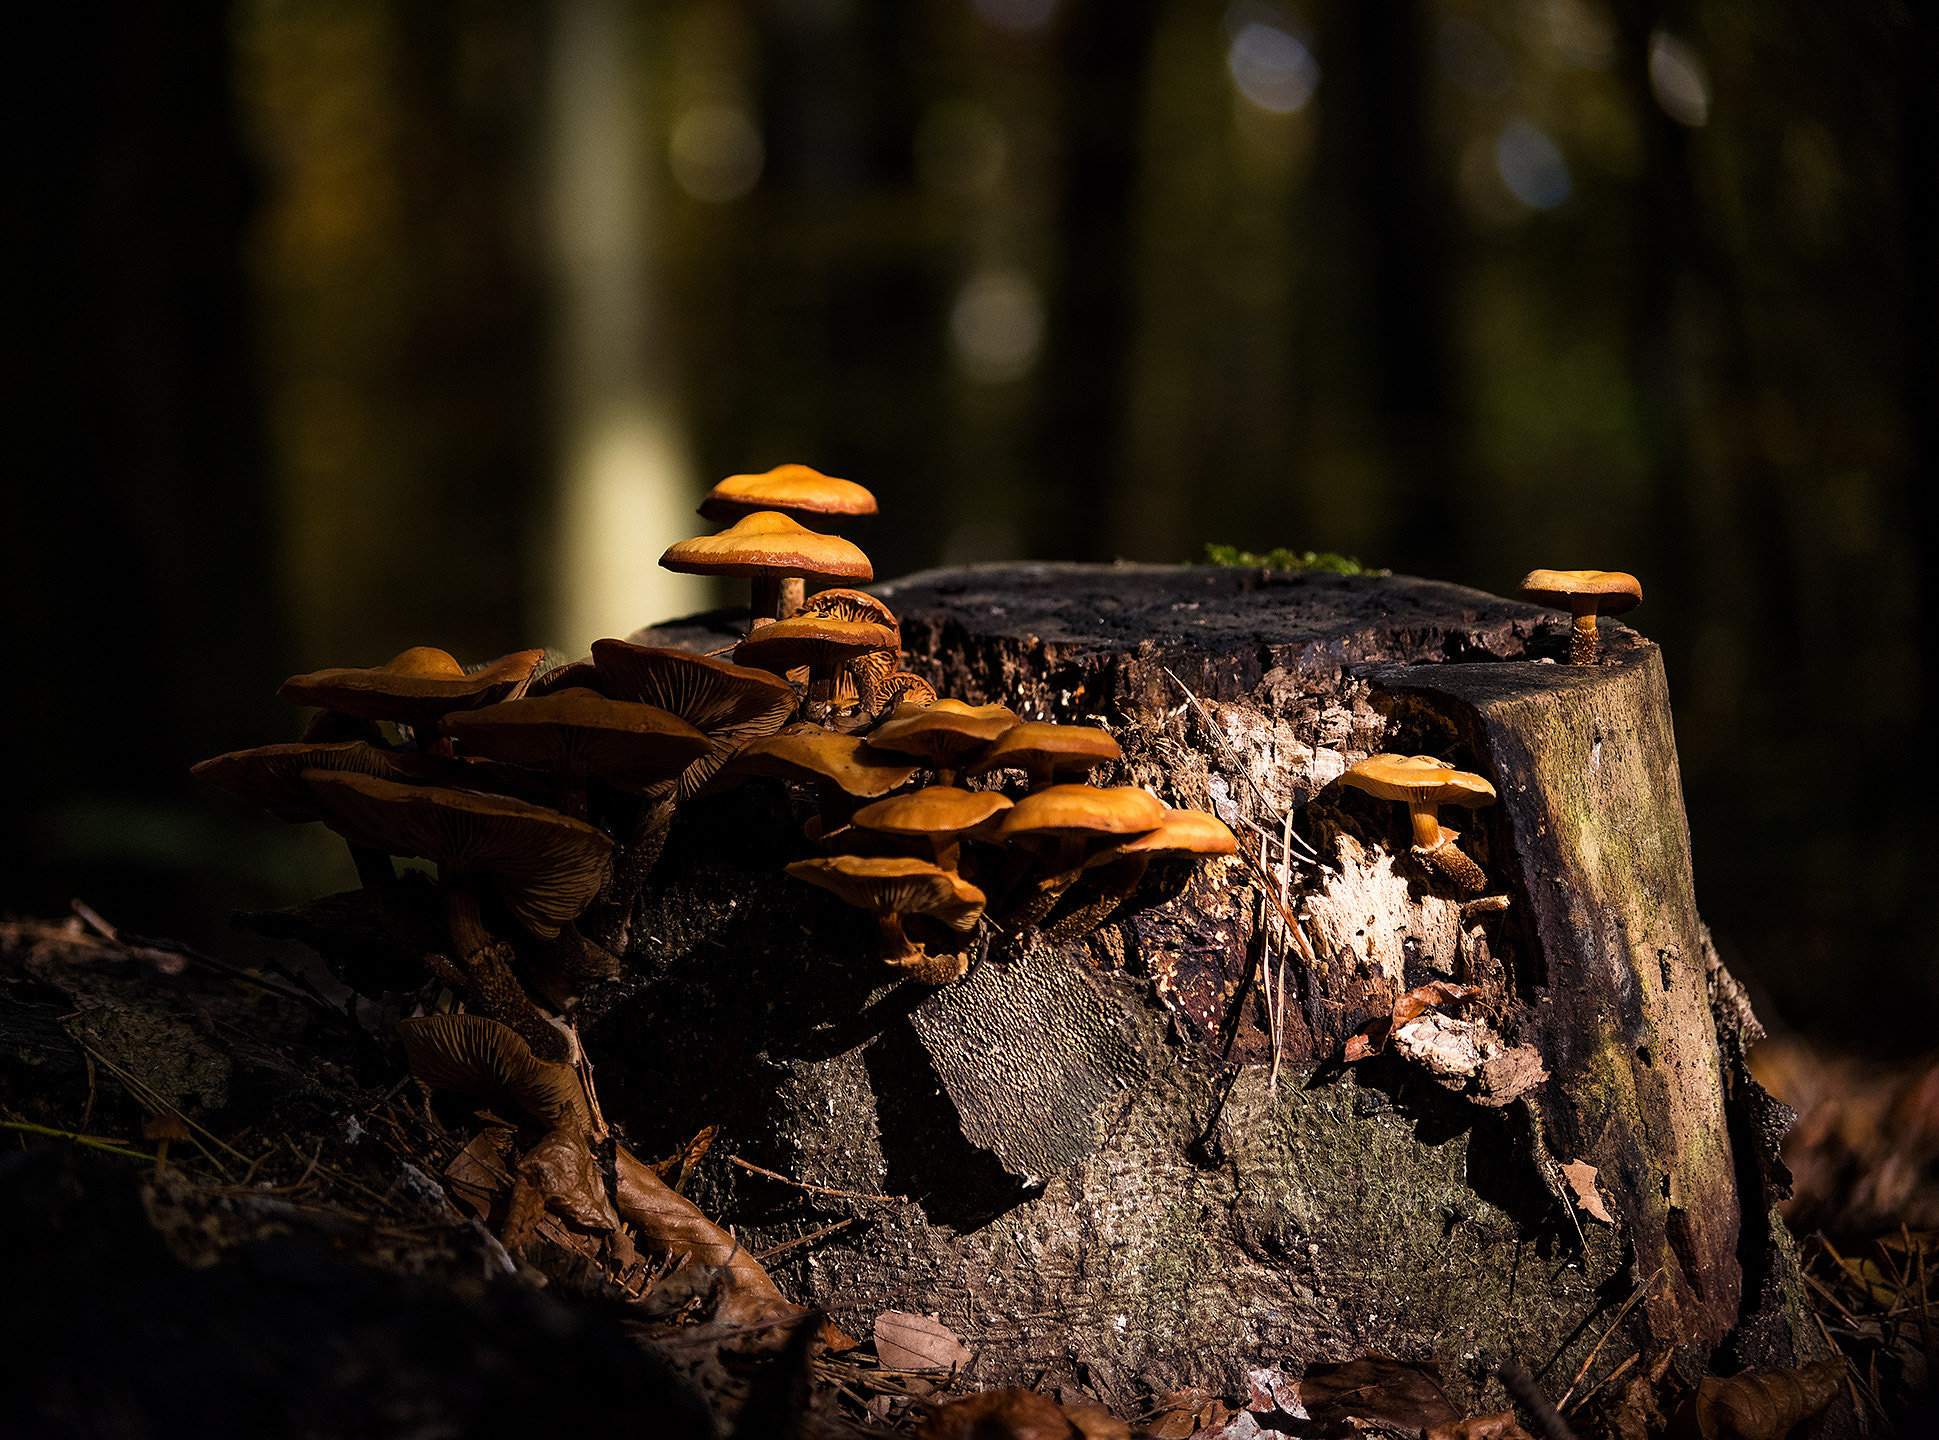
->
[749, 575, 786, 628]
[443, 879, 495, 960]
[1042, 854, 1151, 943]
[875, 911, 922, 967]
[587, 795, 676, 953]
[1569, 598, 1600, 665]
[778, 576, 806, 620]
[1406, 802, 1444, 850]
[1419, 838, 1489, 894]
[1004, 869, 1081, 930]
[555, 757, 590, 821]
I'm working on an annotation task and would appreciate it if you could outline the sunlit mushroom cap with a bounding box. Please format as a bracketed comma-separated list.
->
[588, 640, 799, 801]
[796, 587, 898, 631]
[697, 464, 878, 525]
[993, 784, 1167, 843]
[659, 512, 873, 583]
[279, 646, 545, 728]
[192, 740, 446, 822]
[733, 615, 899, 676]
[440, 689, 711, 794]
[852, 786, 1013, 842]
[396, 1014, 590, 1132]
[868, 699, 1017, 768]
[966, 722, 1121, 780]
[1341, 754, 1497, 808]
[730, 730, 921, 798]
[1086, 807, 1239, 866]
[300, 770, 612, 937]
[1517, 569, 1643, 615]
[784, 855, 986, 931]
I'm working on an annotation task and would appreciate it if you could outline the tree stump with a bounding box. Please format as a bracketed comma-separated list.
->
[594, 562, 1820, 1413]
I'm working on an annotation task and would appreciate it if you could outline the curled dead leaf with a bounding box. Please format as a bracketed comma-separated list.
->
[874, 1309, 973, 1373]
[1144, 1388, 1230, 1439]
[1423, 1414, 1537, 1440]
[1670, 1356, 1846, 1440]
[1344, 982, 1479, 1063]
[1061, 1402, 1130, 1440]
[1562, 1158, 1615, 1224]
[1296, 1356, 1459, 1429]
[612, 1143, 785, 1305]
[919, 1389, 1074, 1440]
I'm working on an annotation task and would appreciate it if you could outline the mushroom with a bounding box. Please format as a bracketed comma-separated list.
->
[990, 784, 1167, 928]
[1044, 807, 1239, 942]
[871, 673, 939, 710]
[795, 588, 903, 713]
[278, 646, 546, 740]
[728, 729, 921, 830]
[396, 1013, 592, 1133]
[439, 688, 711, 820]
[966, 721, 1122, 793]
[784, 855, 986, 984]
[1517, 569, 1643, 665]
[734, 614, 900, 723]
[301, 770, 613, 1060]
[848, 786, 1014, 874]
[144, 1114, 191, 1178]
[1339, 753, 1498, 894]
[659, 511, 872, 630]
[697, 468, 879, 619]
[867, 699, 1018, 786]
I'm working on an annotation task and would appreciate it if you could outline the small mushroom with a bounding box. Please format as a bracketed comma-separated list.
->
[396, 1013, 591, 1133]
[698, 467, 879, 621]
[729, 729, 921, 830]
[784, 855, 986, 984]
[871, 673, 938, 711]
[1045, 807, 1238, 942]
[1339, 753, 1498, 894]
[1517, 569, 1642, 665]
[439, 688, 710, 820]
[966, 721, 1122, 793]
[867, 699, 1018, 785]
[660, 511, 872, 630]
[849, 786, 1014, 873]
[734, 614, 900, 722]
[144, 1114, 191, 1178]
[278, 646, 545, 735]
[990, 784, 1167, 928]
[302, 770, 613, 1059]
[795, 589, 902, 712]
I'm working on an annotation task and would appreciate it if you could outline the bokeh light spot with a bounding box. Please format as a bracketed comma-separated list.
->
[949, 268, 1044, 384]
[669, 104, 764, 203]
[1225, 17, 1319, 114]
[1648, 29, 1710, 127]
[1495, 120, 1572, 209]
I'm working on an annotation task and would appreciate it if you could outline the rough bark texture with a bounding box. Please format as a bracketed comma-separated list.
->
[576, 564, 1816, 1411]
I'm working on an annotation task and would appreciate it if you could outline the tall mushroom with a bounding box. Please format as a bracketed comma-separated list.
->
[784, 855, 986, 984]
[301, 770, 612, 1060]
[849, 786, 1013, 874]
[1517, 569, 1643, 665]
[698, 466, 879, 619]
[990, 784, 1167, 928]
[868, 699, 1017, 786]
[1339, 753, 1498, 894]
[660, 512, 872, 630]
[1044, 807, 1238, 942]
[967, 722, 1122, 793]
[278, 646, 545, 743]
[734, 614, 900, 723]
[439, 689, 710, 820]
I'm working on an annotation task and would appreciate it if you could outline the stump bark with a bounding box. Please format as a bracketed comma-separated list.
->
[587, 563, 1818, 1412]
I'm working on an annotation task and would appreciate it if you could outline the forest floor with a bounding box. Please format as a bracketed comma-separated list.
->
[0, 909, 1930, 1439]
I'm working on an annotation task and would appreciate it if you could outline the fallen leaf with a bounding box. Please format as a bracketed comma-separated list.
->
[1562, 1159, 1615, 1223]
[1344, 982, 1479, 1063]
[919, 1389, 1072, 1440]
[1061, 1402, 1130, 1440]
[1144, 1388, 1228, 1439]
[1672, 1356, 1846, 1439]
[1245, 1365, 1303, 1416]
[1424, 1414, 1537, 1440]
[874, 1310, 973, 1373]
[443, 1127, 515, 1220]
[1296, 1356, 1459, 1428]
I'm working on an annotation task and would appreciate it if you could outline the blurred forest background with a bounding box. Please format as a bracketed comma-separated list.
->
[5, 0, 1935, 1050]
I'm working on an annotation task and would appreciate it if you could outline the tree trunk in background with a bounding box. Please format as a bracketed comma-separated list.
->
[602, 564, 1820, 1411]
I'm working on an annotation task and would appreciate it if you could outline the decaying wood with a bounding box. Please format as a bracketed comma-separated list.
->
[587, 562, 1822, 1411]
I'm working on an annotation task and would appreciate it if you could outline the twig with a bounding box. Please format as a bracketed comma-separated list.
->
[1161, 667, 1320, 861]
[754, 1217, 858, 1261]
[1497, 1363, 1579, 1440]
[1, 1119, 151, 1161]
[729, 1156, 907, 1206]
[1558, 1269, 1661, 1411]
[70, 898, 118, 940]
[1565, 1352, 1636, 1416]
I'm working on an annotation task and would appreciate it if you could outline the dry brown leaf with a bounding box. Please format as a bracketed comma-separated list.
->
[1671, 1356, 1846, 1439]
[612, 1143, 786, 1303]
[874, 1310, 973, 1373]
[443, 1127, 515, 1220]
[516, 1125, 618, 1232]
[1145, 1388, 1230, 1439]
[919, 1389, 1074, 1440]
[1060, 1402, 1130, 1440]
[1245, 1365, 1301, 1415]
[1424, 1414, 1536, 1440]
[1344, 982, 1479, 1062]
[1562, 1158, 1615, 1224]
[1296, 1356, 1459, 1428]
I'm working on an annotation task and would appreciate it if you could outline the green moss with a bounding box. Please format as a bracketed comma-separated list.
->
[1201, 543, 1385, 575]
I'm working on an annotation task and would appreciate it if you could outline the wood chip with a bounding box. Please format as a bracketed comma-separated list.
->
[1563, 1159, 1615, 1224]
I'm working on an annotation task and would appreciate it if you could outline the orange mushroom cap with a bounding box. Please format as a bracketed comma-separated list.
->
[440, 689, 711, 795]
[278, 646, 544, 728]
[660, 512, 872, 584]
[1517, 569, 1642, 616]
[697, 464, 878, 525]
[784, 855, 985, 931]
[1340, 754, 1497, 808]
